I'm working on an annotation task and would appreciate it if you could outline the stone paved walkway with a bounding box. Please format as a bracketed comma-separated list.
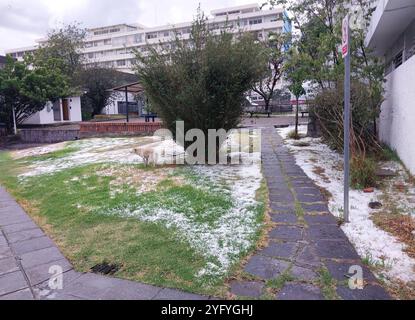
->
[229, 127, 391, 300]
[0, 186, 209, 300]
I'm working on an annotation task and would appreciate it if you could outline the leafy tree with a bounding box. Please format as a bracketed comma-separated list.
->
[251, 32, 288, 116]
[0, 56, 69, 133]
[273, 0, 384, 152]
[31, 23, 86, 85]
[135, 11, 263, 159]
[286, 49, 306, 137]
[78, 67, 137, 119]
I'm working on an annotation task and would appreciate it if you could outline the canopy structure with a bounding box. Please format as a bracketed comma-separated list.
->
[109, 81, 144, 122]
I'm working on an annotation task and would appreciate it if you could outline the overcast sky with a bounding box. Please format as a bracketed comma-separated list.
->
[0, 0, 269, 54]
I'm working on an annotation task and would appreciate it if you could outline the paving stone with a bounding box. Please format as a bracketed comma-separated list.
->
[153, 288, 208, 300]
[285, 169, 305, 176]
[229, 281, 264, 298]
[34, 269, 84, 299]
[11, 236, 55, 256]
[7, 228, 45, 244]
[0, 256, 19, 276]
[291, 181, 316, 188]
[0, 214, 31, 227]
[297, 194, 325, 203]
[293, 187, 322, 196]
[290, 265, 317, 281]
[301, 203, 329, 213]
[270, 213, 298, 224]
[259, 241, 298, 259]
[20, 246, 66, 270]
[304, 214, 338, 225]
[270, 203, 295, 212]
[337, 284, 390, 300]
[0, 271, 28, 296]
[296, 245, 322, 267]
[244, 255, 290, 279]
[325, 261, 377, 282]
[2, 221, 39, 234]
[276, 283, 324, 300]
[0, 288, 33, 300]
[0, 204, 27, 215]
[0, 234, 7, 246]
[306, 224, 348, 241]
[0, 195, 14, 202]
[268, 185, 290, 192]
[315, 240, 360, 260]
[0, 201, 17, 209]
[25, 258, 73, 286]
[269, 226, 303, 241]
[62, 273, 163, 300]
[0, 244, 13, 259]
[268, 193, 294, 203]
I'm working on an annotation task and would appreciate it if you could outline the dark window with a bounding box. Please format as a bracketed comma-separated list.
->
[393, 51, 403, 69]
[249, 19, 263, 25]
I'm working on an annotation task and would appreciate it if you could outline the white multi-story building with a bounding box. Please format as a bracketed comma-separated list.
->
[365, 0, 415, 174]
[6, 4, 290, 73]
[6, 3, 291, 116]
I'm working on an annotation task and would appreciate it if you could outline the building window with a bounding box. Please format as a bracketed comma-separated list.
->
[147, 33, 157, 40]
[249, 18, 263, 25]
[393, 51, 403, 69]
[163, 31, 170, 37]
[104, 39, 111, 45]
[88, 53, 94, 59]
[270, 15, 279, 22]
[94, 30, 109, 36]
[117, 60, 126, 67]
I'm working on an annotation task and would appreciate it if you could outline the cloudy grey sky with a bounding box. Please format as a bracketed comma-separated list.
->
[0, 0, 266, 54]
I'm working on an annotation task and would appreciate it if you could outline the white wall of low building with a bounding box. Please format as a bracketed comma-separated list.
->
[69, 97, 82, 122]
[102, 92, 137, 115]
[379, 55, 415, 175]
[22, 97, 82, 125]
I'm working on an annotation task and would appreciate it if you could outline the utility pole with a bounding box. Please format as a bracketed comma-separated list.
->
[342, 15, 351, 223]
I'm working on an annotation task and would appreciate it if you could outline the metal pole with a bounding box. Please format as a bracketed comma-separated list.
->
[344, 20, 351, 223]
[12, 107, 17, 135]
[125, 87, 129, 123]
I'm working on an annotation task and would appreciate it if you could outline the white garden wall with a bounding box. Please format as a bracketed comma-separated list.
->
[379, 55, 415, 175]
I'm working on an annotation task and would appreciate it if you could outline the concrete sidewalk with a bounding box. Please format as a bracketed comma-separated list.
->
[0, 186, 210, 300]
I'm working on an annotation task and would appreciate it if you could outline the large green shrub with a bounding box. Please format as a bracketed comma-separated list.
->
[135, 11, 264, 154]
[311, 80, 381, 154]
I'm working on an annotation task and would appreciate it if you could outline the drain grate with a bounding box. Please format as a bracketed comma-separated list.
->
[91, 262, 120, 275]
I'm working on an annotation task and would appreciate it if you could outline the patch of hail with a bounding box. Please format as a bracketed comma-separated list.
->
[101, 130, 263, 281]
[18, 136, 159, 178]
[97, 165, 183, 198]
[277, 125, 415, 283]
[12, 142, 67, 159]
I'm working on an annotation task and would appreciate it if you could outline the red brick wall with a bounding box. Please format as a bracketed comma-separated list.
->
[80, 122, 163, 134]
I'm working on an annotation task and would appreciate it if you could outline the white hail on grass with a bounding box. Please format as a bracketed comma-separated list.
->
[278, 125, 415, 283]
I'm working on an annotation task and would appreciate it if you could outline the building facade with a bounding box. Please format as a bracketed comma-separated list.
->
[365, 0, 415, 174]
[0, 55, 8, 69]
[6, 3, 291, 116]
[6, 4, 289, 73]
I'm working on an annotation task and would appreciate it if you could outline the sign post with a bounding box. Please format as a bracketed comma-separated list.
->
[342, 15, 350, 223]
[12, 107, 17, 135]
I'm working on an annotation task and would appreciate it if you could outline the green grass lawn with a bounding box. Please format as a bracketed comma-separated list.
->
[0, 138, 266, 297]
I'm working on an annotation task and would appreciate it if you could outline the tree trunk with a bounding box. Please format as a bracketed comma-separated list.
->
[295, 97, 299, 136]
[264, 99, 271, 118]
